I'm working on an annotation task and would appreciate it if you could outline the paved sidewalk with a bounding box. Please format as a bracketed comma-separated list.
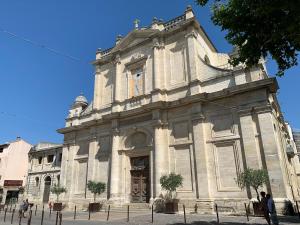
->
[0, 209, 299, 225]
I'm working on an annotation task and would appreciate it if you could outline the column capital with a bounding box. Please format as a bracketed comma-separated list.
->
[152, 37, 164, 49]
[152, 120, 168, 129]
[113, 54, 121, 65]
[191, 114, 205, 124]
[185, 30, 197, 39]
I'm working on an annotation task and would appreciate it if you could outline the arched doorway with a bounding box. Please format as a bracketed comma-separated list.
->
[43, 176, 51, 203]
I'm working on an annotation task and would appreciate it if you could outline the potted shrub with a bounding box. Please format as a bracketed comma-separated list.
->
[50, 184, 67, 211]
[235, 168, 269, 215]
[87, 180, 106, 212]
[160, 173, 183, 214]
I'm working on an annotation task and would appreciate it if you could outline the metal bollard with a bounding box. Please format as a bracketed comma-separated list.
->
[35, 205, 37, 216]
[11, 208, 15, 224]
[215, 204, 219, 224]
[49, 206, 52, 218]
[244, 203, 249, 221]
[88, 206, 91, 220]
[4, 207, 7, 222]
[27, 210, 32, 225]
[127, 205, 129, 222]
[41, 207, 44, 225]
[74, 205, 76, 220]
[151, 204, 154, 223]
[183, 205, 187, 224]
[18, 213, 22, 225]
[59, 213, 62, 225]
[106, 205, 110, 221]
[55, 211, 59, 225]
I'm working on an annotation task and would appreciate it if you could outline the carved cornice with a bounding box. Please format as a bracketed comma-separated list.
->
[185, 30, 197, 39]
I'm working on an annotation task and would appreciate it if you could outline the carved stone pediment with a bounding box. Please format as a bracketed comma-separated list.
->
[111, 29, 158, 53]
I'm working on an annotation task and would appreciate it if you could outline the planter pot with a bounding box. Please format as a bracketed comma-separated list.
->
[88, 203, 101, 212]
[53, 203, 63, 211]
[252, 202, 263, 216]
[164, 200, 179, 214]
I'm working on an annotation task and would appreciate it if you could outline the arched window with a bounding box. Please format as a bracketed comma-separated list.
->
[35, 177, 39, 187]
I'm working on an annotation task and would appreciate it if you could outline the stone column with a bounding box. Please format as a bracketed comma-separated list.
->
[256, 109, 288, 198]
[109, 120, 120, 200]
[185, 27, 200, 95]
[93, 65, 102, 110]
[112, 54, 121, 112]
[153, 110, 169, 197]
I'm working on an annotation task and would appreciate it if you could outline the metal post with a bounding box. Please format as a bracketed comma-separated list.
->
[244, 203, 249, 221]
[49, 206, 52, 218]
[18, 213, 22, 225]
[41, 207, 44, 225]
[59, 213, 62, 225]
[35, 205, 37, 216]
[106, 205, 110, 221]
[74, 205, 76, 220]
[151, 204, 154, 223]
[127, 205, 129, 222]
[183, 205, 186, 224]
[215, 204, 219, 224]
[295, 201, 300, 219]
[11, 208, 15, 224]
[55, 211, 59, 225]
[88, 205, 91, 220]
[4, 207, 7, 222]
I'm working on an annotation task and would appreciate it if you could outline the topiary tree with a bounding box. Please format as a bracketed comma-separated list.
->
[87, 181, 106, 202]
[235, 168, 269, 202]
[160, 173, 183, 201]
[50, 184, 67, 202]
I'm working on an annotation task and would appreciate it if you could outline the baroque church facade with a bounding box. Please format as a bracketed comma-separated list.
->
[57, 6, 300, 211]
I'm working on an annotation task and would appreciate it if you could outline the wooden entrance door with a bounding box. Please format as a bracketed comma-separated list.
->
[43, 176, 51, 203]
[130, 156, 149, 203]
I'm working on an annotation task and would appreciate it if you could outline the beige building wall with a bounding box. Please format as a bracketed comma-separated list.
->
[0, 138, 32, 204]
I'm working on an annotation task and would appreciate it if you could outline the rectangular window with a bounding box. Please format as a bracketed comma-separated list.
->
[47, 155, 54, 163]
[58, 153, 62, 162]
[38, 157, 43, 164]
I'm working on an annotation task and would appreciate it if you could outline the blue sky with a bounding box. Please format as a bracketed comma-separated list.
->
[0, 0, 299, 145]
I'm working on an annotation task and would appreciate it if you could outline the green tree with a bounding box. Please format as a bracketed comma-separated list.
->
[160, 173, 183, 200]
[50, 184, 67, 202]
[196, 0, 300, 76]
[87, 181, 106, 202]
[235, 168, 269, 201]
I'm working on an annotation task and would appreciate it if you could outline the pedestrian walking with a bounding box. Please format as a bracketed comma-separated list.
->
[23, 199, 29, 218]
[267, 194, 279, 225]
[260, 192, 271, 225]
[18, 200, 25, 218]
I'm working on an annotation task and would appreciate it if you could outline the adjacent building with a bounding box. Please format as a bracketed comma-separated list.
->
[56, 6, 300, 212]
[25, 142, 62, 204]
[0, 137, 32, 204]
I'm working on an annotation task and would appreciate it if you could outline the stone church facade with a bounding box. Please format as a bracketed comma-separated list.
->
[58, 6, 300, 212]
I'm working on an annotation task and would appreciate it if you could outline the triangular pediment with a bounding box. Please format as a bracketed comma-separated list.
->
[111, 29, 158, 53]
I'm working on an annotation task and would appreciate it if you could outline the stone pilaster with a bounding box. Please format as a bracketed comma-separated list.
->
[152, 110, 169, 198]
[86, 130, 98, 199]
[239, 110, 261, 169]
[112, 54, 121, 112]
[185, 27, 200, 95]
[93, 65, 102, 110]
[152, 38, 166, 102]
[109, 120, 121, 200]
[191, 104, 210, 199]
[256, 108, 288, 198]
